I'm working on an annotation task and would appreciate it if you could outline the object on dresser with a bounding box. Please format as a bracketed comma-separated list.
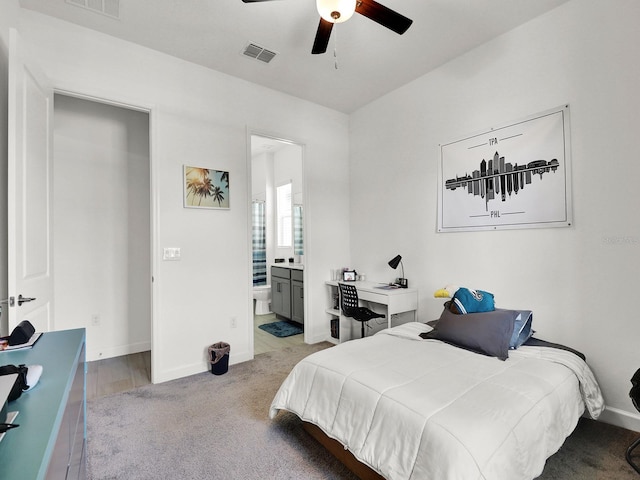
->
[0, 365, 29, 402]
[274, 258, 285, 263]
[0, 420, 19, 435]
[0, 364, 43, 401]
[8, 320, 35, 346]
[0, 373, 20, 438]
[0, 321, 43, 352]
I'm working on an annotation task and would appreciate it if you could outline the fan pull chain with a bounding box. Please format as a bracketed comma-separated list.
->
[334, 28, 338, 70]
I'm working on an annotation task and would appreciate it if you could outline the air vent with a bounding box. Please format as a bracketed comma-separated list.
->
[242, 43, 277, 64]
[66, 0, 120, 19]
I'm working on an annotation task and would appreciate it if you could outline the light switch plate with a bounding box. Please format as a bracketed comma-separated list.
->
[163, 247, 181, 261]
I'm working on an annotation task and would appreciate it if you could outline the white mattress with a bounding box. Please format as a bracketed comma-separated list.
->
[270, 322, 604, 480]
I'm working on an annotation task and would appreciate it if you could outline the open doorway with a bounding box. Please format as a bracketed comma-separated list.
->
[249, 133, 305, 355]
[53, 94, 152, 380]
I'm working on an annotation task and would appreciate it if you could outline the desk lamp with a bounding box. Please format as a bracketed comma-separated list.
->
[388, 255, 408, 288]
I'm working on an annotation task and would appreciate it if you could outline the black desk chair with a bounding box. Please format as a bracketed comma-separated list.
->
[339, 283, 385, 339]
[627, 368, 640, 474]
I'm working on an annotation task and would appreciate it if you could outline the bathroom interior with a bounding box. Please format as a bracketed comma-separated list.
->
[251, 134, 305, 355]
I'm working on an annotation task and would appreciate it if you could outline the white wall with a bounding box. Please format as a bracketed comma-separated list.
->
[349, 0, 640, 430]
[0, 0, 20, 336]
[53, 94, 151, 360]
[13, 8, 350, 382]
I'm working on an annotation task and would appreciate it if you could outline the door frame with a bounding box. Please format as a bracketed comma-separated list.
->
[246, 128, 308, 356]
[54, 86, 159, 383]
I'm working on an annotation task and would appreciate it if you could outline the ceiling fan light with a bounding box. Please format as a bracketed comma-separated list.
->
[316, 0, 356, 24]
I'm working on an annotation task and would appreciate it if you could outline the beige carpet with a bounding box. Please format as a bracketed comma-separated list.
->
[87, 342, 640, 479]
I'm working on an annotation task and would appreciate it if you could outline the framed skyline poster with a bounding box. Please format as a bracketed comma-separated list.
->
[183, 166, 230, 209]
[437, 105, 572, 232]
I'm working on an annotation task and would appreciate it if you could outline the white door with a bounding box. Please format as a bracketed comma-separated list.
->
[7, 28, 54, 333]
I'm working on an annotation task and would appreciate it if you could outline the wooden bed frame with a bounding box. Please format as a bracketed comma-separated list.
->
[302, 421, 385, 480]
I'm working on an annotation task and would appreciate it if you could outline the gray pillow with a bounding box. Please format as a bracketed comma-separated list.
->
[420, 308, 515, 360]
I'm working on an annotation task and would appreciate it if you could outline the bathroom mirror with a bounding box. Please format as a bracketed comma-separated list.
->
[250, 133, 305, 355]
[250, 134, 304, 285]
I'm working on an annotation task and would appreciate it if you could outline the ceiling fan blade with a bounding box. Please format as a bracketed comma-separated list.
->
[355, 0, 413, 35]
[242, 0, 277, 3]
[311, 18, 334, 55]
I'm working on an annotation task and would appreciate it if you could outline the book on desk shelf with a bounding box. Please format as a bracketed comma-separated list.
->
[375, 284, 401, 290]
[330, 319, 339, 339]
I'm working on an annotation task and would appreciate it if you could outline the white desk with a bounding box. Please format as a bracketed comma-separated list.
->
[325, 281, 418, 342]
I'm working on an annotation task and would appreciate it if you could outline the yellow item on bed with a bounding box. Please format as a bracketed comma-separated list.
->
[433, 284, 459, 298]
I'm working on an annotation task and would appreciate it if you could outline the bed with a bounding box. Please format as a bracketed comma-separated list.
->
[269, 320, 604, 480]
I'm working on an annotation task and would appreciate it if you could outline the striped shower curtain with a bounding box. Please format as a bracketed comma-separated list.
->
[252, 201, 267, 286]
[293, 204, 303, 256]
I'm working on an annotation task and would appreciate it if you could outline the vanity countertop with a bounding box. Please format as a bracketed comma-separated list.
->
[272, 263, 304, 270]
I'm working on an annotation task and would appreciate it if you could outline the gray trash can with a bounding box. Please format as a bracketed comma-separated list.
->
[208, 342, 230, 375]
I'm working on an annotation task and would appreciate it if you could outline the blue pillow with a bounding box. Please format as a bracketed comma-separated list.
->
[508, 310, 534, 349]
[452, 288, 495, 314]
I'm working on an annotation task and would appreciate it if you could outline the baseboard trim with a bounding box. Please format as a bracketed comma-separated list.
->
[599, 406, 640, 432]
[309, 333, 332, 344]
[87, 340, 151, 362]
[153, 363, 207, 384]
[151, 349, 254, 384]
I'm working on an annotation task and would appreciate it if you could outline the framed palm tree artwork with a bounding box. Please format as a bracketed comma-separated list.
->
[183, 166, 230, 209]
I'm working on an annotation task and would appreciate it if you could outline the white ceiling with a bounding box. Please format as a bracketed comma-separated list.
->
[19, 0, 570, 114]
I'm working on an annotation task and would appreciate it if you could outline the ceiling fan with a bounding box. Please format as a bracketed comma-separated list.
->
[241, 0, 413, 54]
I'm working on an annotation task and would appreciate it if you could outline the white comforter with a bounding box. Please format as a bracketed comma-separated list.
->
[269, 322, 604, 480]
